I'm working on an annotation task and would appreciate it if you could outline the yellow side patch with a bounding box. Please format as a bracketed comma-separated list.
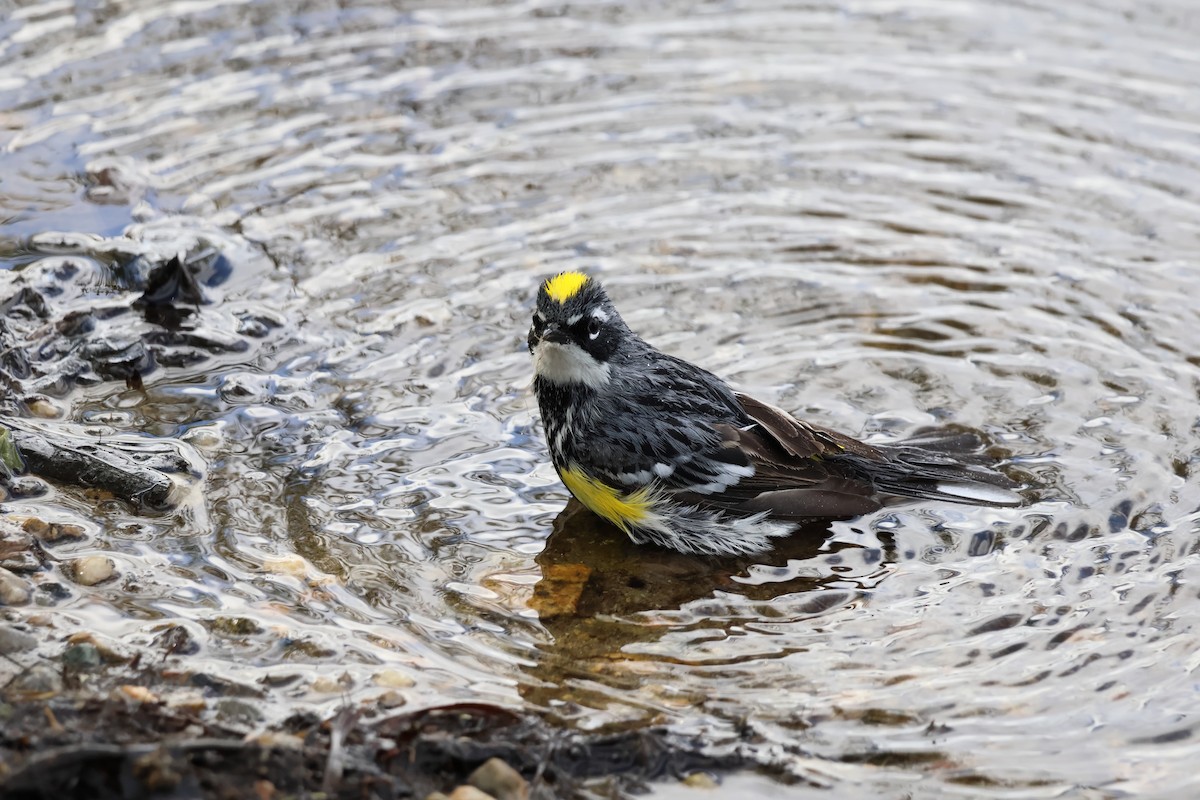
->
[561, 466, 653, 532]
[543, 272, 590, 304]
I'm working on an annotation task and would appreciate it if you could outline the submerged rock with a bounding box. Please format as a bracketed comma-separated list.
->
[9, 663, 63, 699]
[0, 568, 32, 605]
[681, 772, 719, 789]
[0, 232, 280, 402]
[62, 642, 104, 672]
[447, 788, 495, 800]
[467, 758, 529, 800]
[0, 625, 36, 655]
[28, 518, 87, 544]
[216, 698, 264, 726]
[64, 633, 130, 665]
[373, 669, 415, 689]
[65, 556, 117, 586]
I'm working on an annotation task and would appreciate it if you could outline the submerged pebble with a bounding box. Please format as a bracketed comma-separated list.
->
[376, 690, 407, 709]
[467, 758, 528, 800]
[116, 685, 160, 704]
[0, 521, 32, 557]
[62, 642, 103, 671]
[372, 669, 415, 689]
[10, 663, 63, 698]
[681, 772, 719, 789]
[310, 675, 347, 694]
[0, 625, 37, 655]
[0, 568, 32, 605]
[216, 698, 264, 726]
[447, 788, 496, 800]
[27, 398, 63, 419]
[65, 556, 117, 586]
[26, 517, 88, 544]
[66, 632, 130, 663]
[5, 477, 49, 499]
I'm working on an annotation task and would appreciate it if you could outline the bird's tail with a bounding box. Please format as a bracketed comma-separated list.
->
[871, 428, 1026, 508]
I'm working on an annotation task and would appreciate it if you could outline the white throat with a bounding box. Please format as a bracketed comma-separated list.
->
[532, 341, 611, 389]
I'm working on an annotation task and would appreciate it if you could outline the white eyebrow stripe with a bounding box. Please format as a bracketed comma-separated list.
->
[533, 310, 544, 321]
[591, 309, 609, 322]
[566, 313, 583, 325]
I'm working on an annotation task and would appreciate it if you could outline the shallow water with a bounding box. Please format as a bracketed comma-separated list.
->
[3, 0, 1200, 796]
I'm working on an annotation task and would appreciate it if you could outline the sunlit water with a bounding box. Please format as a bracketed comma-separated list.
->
[3, 0, 1200, 796]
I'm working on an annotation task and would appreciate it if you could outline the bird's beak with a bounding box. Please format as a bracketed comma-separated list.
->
[528, 322, 570, 353]
[540, 324, 571, 346]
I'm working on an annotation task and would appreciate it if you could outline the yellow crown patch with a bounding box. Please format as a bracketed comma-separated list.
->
[543, 272, 590, 304]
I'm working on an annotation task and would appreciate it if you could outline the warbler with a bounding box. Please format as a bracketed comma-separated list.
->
[528, 272, 1024, 557]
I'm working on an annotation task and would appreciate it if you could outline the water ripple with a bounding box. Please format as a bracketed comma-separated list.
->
[5, 0, 1200, 795]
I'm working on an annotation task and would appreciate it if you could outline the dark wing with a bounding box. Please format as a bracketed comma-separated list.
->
[694, 393, 1023, 518]
[647, 391, 889, 520]
[688, 420, 885, 519]
[733, 393, 1023, 509]
[733, 393, 885, 461]
[583, 385, 887, 519]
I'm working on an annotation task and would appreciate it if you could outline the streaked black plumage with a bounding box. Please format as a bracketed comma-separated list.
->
[529, 273, 1024, 556]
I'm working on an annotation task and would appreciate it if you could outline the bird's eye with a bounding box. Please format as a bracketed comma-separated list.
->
[587, 318, 602, 339]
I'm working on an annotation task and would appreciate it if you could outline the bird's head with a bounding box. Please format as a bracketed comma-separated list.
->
[529, 272, 627, 388]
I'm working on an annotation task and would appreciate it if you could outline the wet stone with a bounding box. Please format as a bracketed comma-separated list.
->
[216, 698, 264, 726]
[0, 520, 33, 558]
[81, 336, 153, 381]
[66, 632, 130, 664]
[377, 690, 407, 709]
[55, 310, 96, 338]
[681, 772, 719, 789]
[37, 582, 71, 602]
[311, 675, 348, 694]
[27, 398, 63, 419]
[186, 671, 263, 698]
[448, 788, 496, 800]
[154, 624, 201, 656]
[117, 685, 159, 704]
[259, 673, 302, 689]
[208, 616, 262, 636]
[28, 518, 88, 544]
[529, 563, 591, 619]
[10, 663, 63, 698]
[0, 567, 32, 605]
[65, 556, 117, 586]
[0, 551, 41, 573]
[236, 314, 275, 338]
[165, 692, 207, 714]
[467, 758, 529, 800]
[0, 624, 37, 655]
[62, 642, 104, 672]
[246, 731, 304, 750]
[373, 669, 415, 689]
[6, 476, 49, 499]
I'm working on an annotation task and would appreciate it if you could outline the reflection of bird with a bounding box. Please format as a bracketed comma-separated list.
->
[530, 499, 870, 623]
[528, 272, 1025, 557]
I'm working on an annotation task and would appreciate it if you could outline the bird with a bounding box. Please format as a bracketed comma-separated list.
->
[528, 271, 1025, 557]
